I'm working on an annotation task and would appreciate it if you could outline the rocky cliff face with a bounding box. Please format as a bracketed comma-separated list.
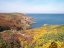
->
[0, 13, 34, 31]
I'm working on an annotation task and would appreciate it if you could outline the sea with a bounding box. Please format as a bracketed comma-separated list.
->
[26, 14, 64, 28]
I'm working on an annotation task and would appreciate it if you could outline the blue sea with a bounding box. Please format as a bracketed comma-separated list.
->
[26, 14, 64, 28]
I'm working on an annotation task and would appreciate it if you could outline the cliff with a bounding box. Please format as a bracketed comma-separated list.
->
[0, 13, 34, 31]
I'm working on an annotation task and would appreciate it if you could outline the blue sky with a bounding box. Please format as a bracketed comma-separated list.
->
[0, 0, 64, 13]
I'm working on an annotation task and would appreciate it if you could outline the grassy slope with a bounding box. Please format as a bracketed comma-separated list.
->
[0, 25, 64, 48]
[25, 25, 64, 48]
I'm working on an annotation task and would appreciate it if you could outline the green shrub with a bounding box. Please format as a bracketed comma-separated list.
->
[42, 32, 64, 42]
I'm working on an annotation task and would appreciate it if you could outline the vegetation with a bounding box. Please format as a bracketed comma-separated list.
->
[0, 13, 64, 48]
[0, 24, 64, 48]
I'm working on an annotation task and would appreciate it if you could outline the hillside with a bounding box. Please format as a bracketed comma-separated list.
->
[0, 24, 64, 48]
[0, 13, 34, 31]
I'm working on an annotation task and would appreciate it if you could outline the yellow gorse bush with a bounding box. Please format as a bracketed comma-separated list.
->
[24, 25, 64, 48]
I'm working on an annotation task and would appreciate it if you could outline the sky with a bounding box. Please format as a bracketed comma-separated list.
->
[0, 0, 64, 13]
